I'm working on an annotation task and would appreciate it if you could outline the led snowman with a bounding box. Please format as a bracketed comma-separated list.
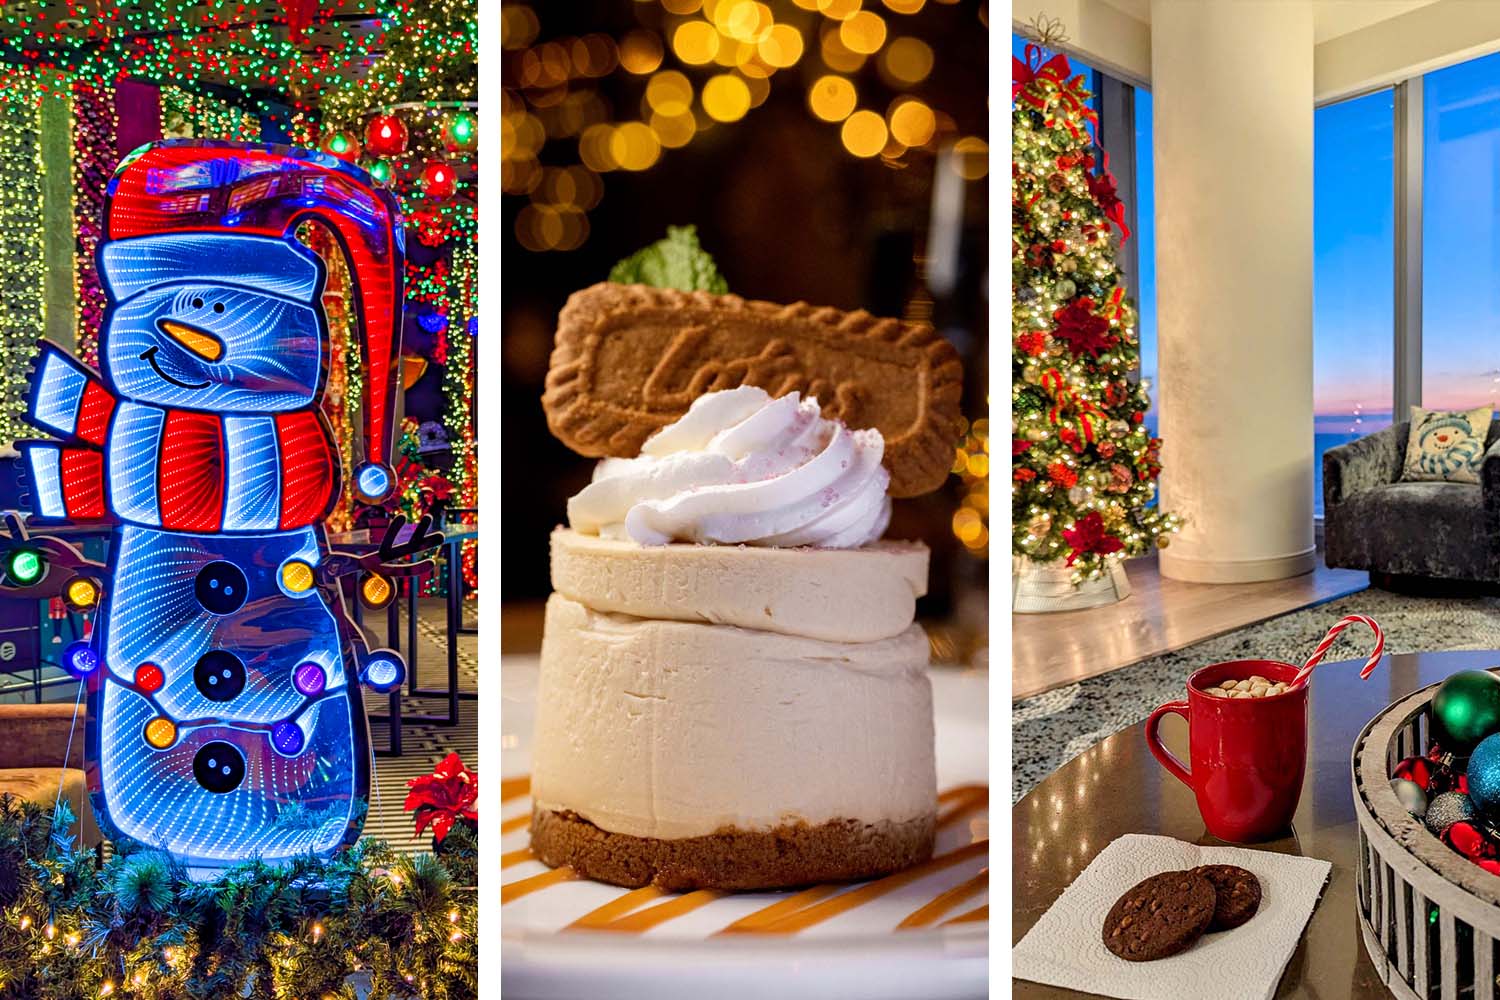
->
[12, 139, 440, 868]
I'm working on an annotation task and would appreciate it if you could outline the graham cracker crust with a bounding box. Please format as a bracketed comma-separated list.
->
[530, 807, 936, 891]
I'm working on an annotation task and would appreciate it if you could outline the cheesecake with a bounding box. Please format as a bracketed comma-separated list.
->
[529, 385, 939, 890]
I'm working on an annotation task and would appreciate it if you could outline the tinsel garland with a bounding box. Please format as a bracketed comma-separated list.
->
[0, 796, 477, 999]
[0, 79, 47, 446]
[71, 81, 114, 368]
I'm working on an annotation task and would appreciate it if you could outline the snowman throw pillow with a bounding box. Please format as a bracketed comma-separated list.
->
[1401, 405, 1494, 484]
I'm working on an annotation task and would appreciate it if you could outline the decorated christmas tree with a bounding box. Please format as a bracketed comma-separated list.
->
[1012, 39, 1179, 584]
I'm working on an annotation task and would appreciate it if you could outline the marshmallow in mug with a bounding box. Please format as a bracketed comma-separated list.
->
[1207, 675, 1292, 699]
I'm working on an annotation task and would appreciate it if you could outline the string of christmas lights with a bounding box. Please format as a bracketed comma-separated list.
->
[70, 81, 113, 366]
[1012, 48, 1179, 581]
[0, 75, 47, 446]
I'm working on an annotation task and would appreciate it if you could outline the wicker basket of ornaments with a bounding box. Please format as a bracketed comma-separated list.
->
[1353, 668, 1500, 1000]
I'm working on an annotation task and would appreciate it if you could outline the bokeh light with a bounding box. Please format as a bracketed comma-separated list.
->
[809, 74, 857, 122]
[702, 73, 752, 122]
[757, 23, 804, 68]
[840, 109, 888, 157]
[820, 25, 867, 72]
[651, 110, 698, 147]
[883, 0, 927, 12]
[611, 121, 663, 170]
[889, 98, 936, 147]
[619, 29, 664, 74]
[672, 20, 720, 65]
[501, 6, 540, 49]
[646, 70, 694, 116]
[952, 135, 989, 179]
[880, 36, 933, 85]
[839, 11, 887, 55]
[818, 0, 863, 20]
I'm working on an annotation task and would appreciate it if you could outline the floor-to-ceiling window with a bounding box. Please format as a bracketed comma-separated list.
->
[1423, 53, 1500, 410]
[1135, 86, 1157, 436]
[1313, 90, 1395, 518]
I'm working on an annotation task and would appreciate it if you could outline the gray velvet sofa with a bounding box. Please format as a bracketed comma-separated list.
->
[1323, 420, 1500, 583]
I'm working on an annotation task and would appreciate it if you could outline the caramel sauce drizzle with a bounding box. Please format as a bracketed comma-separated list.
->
[502, 865, 579, 904]
[499, 775, 991, 935]
[896, 869, 989, 929]
[941, 904, 988, 926]
[567, 886, 667, 929]
[716, 884, 843, 935]
[604, 890, 725, 932]
[935, 787, 990, 832]
[746, 841, 989, 934]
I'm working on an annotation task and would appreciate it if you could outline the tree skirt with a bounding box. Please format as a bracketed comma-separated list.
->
[1012, 588, 1500, 803]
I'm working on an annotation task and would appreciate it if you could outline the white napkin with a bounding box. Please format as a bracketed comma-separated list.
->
[1012, 834, 1332, 1000]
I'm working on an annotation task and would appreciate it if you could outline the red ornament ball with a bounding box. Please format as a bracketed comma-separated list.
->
[1394, 754, 1448, 793]
[421, 160, 458, 200]
[1444, 820, 1496, 859]
[365, 114, 409, 157]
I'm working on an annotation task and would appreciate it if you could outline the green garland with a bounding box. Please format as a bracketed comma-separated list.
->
[0, 796, 477, 1000]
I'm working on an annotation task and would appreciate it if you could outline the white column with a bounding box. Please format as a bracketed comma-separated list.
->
[1152, 0, 1317, 583]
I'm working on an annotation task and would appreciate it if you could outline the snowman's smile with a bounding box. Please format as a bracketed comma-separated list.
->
[140, 345, 211, 390]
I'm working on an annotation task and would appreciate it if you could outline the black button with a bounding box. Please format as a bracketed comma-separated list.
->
[193, 742, 245, 794]
[194, 650, 245, 702]
[195, 561, 247, 615]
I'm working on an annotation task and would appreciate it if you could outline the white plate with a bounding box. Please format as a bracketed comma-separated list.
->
[500, 654, 990, 1000]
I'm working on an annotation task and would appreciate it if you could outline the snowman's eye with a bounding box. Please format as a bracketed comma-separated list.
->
[191, 297, 203, 309]
[213, 302, 225, 314]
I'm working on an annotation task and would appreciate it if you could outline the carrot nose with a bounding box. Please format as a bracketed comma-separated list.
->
[158, 320, 224, 362]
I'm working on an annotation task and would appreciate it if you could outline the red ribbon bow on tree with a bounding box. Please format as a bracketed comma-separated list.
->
[1012, 44, 1098, 138]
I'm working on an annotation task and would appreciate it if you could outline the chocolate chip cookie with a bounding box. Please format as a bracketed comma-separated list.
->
[1194, 864, 1262, 931]
[1102, 870, 1216, 961]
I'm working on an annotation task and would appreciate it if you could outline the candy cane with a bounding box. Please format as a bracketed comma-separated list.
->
[1292, 615, 1385, 688]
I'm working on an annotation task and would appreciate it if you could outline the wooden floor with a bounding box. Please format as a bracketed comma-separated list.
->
[1011, 553, 1369, 700]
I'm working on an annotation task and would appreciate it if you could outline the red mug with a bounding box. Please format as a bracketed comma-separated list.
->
[1145, 659, 1308, 843]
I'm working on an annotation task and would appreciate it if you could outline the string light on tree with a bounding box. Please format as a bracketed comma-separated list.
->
[1011, 38, 1180, 582]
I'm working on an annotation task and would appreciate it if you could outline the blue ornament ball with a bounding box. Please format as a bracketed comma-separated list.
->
[1467, 732, 1500, 816]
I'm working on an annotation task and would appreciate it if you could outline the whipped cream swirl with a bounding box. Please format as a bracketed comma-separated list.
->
[567, 386, 892, 548]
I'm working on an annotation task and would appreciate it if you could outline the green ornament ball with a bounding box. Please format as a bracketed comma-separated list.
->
[1432, 670, 1500, 754]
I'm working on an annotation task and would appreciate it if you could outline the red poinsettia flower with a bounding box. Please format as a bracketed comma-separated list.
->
[405, 752, 478, 843]
[1048, 462, 1078, 488]
[1016, 332, 1048, 357]
[1052, 299, 1116, 357]
[1063, 512, 1125, 566]
[1013, 439, 1033, 457]
[1014, 468, 1037, 483]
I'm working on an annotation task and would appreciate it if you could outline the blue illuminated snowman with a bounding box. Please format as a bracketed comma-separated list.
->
[11, 140, 440, 868]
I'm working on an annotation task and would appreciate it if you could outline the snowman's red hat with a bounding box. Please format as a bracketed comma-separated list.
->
[105, 138, 406, 503]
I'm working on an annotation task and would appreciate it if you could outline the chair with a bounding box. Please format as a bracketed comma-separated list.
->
[1323, 420, 1500, 583]
[0, 702, 102, 848]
